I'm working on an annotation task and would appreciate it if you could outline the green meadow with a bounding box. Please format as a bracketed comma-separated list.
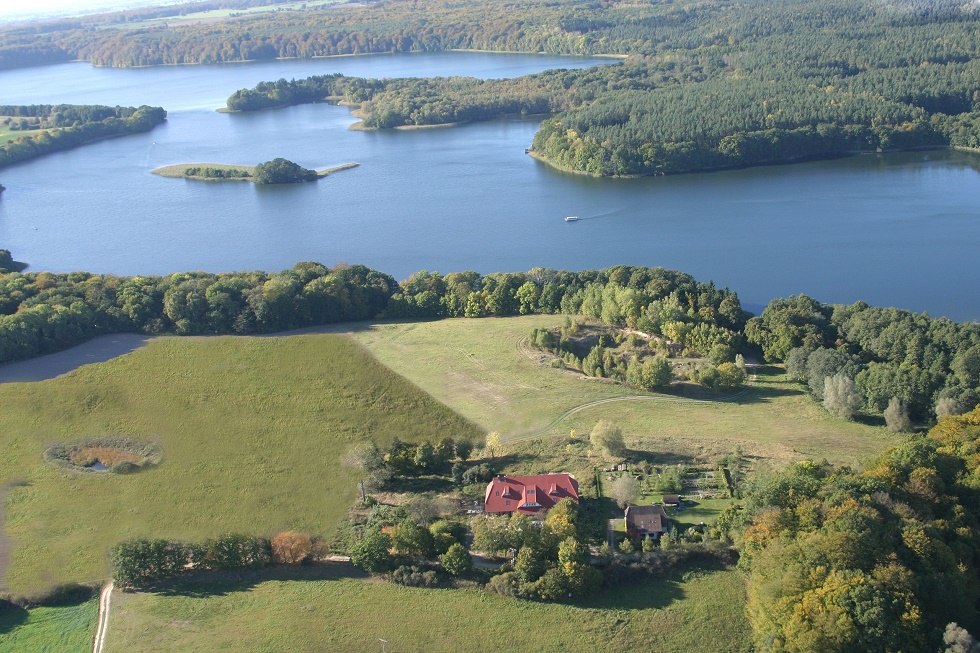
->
[105, 563, 749, 653]
[0, 335, 478, 596]
[350, 316, 896, 466]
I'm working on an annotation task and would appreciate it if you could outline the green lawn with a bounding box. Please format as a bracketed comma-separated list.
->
[0, 126, 46, 145]
[0, 598, 97, 653]
[668, 499, 734, 530]
[351, 317, 896, 466]
[106, 564, 750, 653]
[0, 335, 478, 595]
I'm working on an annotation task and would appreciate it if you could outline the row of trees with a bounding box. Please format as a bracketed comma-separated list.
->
[0, 260, 744, 365]
[727, 408, 980, 652]
[111, 531, 317, 588]
[0, 105, 166, 169]
[183, 166, 251, 179]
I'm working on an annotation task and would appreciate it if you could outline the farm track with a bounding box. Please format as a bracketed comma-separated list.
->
[93, 581, 113, 653]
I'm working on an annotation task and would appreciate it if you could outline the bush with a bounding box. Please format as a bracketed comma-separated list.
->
[440, 543, 473, 576]
[349, 528, 393, 573]
[111, 539, 189, 588]
[390, 565, 439, 587]
[197, 534, 271, 570]
[461, 463, 496, 485]
[271, 531, 313, 564]
[487, 571, 520, 597]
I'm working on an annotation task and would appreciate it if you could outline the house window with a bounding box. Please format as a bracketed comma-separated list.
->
[505, 501, 510, 506]
[495, 491, 500, 496]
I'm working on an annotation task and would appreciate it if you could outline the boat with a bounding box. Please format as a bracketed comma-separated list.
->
[564, 216, 580, 222]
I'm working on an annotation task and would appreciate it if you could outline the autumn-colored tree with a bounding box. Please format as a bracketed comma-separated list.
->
[484, 431, 501, 459]
[271, 531, 313, 565]
[544, 498, 579, 542]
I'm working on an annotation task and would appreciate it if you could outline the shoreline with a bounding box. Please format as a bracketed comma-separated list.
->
[527, 144, 955, 178]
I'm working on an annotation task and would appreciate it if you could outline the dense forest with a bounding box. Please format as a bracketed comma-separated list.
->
[728, 408, 980, 652]
[211, 0, 980, 173]
[0, 104, 167, 169]
[1, 0, 977, 174]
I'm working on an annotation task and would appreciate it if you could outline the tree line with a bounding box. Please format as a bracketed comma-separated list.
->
[0, 104, 166, 170]
[0, 255, 975, 424]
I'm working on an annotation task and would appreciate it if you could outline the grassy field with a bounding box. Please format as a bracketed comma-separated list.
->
[0, 598, 97, 653]
[151, 162, 358, 180]
[351, 316, 896, 466]
[104, 0, 345, 29]
[105, 563, 750, 653]
[0, 335, 478, 596]
[0, 125, 47, 145]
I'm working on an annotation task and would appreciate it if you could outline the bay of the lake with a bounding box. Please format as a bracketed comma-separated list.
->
[0, 52, 977, 319]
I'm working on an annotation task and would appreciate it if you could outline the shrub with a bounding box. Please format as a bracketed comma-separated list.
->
[487, 571, 520, 597]
[590, 420, 625, 458]
[349, 528, 393, 573]
[111, 539, 189, 588]
[461, 463, 496, 485]
[390, 565, 439, 587]
[271, 531, 313, 565]
[440, 543, 473, 576]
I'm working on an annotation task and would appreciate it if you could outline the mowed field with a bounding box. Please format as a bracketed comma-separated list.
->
[351, 316, 896, 466]
[105, 564, 750, 653]
[0, 598, 97, 653]
[0, 335, 479, 595]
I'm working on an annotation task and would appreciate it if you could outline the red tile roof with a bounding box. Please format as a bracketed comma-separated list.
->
[484, 473, 579, 515]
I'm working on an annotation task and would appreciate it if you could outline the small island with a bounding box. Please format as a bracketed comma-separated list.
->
[152, 158, 358, 184]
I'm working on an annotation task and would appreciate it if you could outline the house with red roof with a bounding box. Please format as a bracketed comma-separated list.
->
[484, 473, 579, 515]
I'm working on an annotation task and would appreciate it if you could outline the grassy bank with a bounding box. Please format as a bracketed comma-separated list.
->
[105, 564, 749, 652]
[0, 598, 97, 653]
[0, 335, 478, 595]
[350, 316, 895, 466]
[151, 162, 358, 181]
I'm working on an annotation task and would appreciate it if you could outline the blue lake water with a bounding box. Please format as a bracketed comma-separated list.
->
[0, 52, 978, 319]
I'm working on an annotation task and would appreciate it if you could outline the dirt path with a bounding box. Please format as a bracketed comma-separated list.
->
[0, 334, 151, 383]
[93, 581, 113, 653]
[0, 486, 8, 593]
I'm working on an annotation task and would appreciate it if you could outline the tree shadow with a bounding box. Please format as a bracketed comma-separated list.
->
[0, 601, 28, 634]
[624, 448, 695, 466]
[383, 476, 454, 493]
[146, 562, 368, 599]
[571, 557, 730, 611]
[481, 452, 536, 472]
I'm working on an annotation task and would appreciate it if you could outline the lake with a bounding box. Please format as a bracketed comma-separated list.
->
[0, 52, 978, 320]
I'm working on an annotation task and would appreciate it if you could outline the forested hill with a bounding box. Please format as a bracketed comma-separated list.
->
[210, 0, 979, 174]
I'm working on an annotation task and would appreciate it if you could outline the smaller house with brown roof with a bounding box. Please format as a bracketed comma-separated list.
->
[662, 494, 681, 507]
[484, 473, 579, 516]
[625, 504, 669, 540]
